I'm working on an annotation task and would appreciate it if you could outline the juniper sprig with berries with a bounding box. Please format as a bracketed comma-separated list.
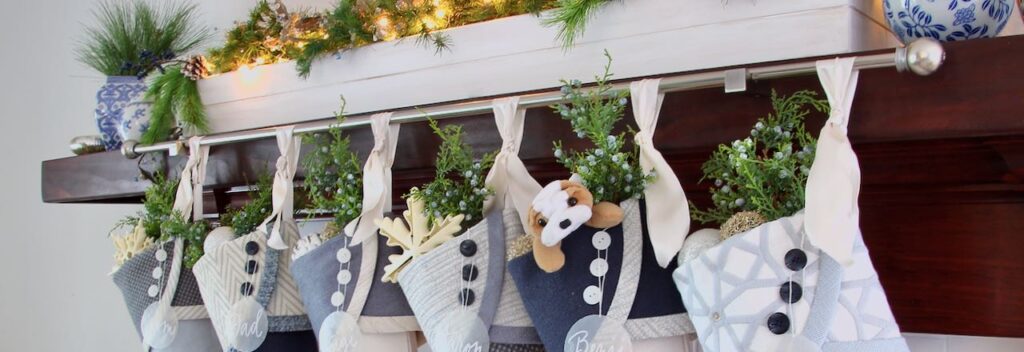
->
[220, 172, 274, 236]
[552, 51, 651, 204]
[301, 107, 363, 238]
[690, 90, 829, 225]
[406, 119, 496, 229]
[113, 173, 210, 268]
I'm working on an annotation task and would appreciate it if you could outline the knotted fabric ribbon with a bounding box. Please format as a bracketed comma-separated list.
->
[166, 137, 208, 303]
[806, 58, 861, 267]
[172, 136, 209, 221]
[483, 97, 542, 230]
[630, 79, 690, 268]
[346, 113, 401, 244]
[263, 126, 301, 250]
[153, 136, 208, 348]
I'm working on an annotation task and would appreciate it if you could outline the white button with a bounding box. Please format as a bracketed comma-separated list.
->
[331, 291, 345, 307]
[148, 285, 159, 297]
[583, 285, 602, 305]
[337, 270, 352, 285]
[592, 231, 611, 250]
[154, 249, 167, 262]
[336, 248, 352, 263]
[590, 258, 608, 277]
[151, 267, 163, 280]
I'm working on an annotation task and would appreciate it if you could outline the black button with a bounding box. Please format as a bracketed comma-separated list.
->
[462, 264, 479, 281]
[785, 249, 807, 271]
[780, 281, 803, 303]
[459, 288, 475, 306]
[240, 282, 254, 296]
[245, 260, 259, 274]
[460, 240, 477, 257]
[245, 241, 260, 256]
[767, 312, 790, 334]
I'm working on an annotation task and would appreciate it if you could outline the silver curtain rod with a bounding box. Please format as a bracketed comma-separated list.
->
[123, 39, 945, 159]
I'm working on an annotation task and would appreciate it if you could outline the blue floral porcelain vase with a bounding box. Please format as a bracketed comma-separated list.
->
[95, 76, 148, 150]
[884, 0, 1013, 43]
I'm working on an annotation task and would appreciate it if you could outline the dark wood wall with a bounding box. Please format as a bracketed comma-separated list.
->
[42, 36, 1024, 337]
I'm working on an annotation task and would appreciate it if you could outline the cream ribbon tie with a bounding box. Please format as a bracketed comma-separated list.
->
[483, 96, 542, 230]
[630, 79, 691, 268]
[172, 137, 209, 221]
[149, 137, 207, 350]
[263, 126, 301, 250]
[806, 58, 862, 267]
[347, 113, 401, 244]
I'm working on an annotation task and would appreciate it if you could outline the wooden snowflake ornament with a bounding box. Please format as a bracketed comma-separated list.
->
[376, 194, 464, 283]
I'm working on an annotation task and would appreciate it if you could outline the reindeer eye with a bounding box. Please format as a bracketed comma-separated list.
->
[567, 197, 578, 206]
[538, 218, 548, 227]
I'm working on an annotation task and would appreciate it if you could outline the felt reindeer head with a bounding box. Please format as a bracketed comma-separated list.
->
[526, 176, 624, 272]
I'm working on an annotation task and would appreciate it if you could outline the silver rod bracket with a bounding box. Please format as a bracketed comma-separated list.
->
[896, 38, 945, 76]
[168, 141, 184, 157]
[723, 68, 747, 93]
[121, 140, 140, 159]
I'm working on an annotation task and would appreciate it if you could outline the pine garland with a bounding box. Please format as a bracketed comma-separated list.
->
[291, 0, 556, 77]
[206, 0, 323, 74]
[542, 0, 612, 49]
[301, 100, 364, 237]
[220, 172, 274, 236]
[407, 119, 496, 229]
[690, 90, 829, 225]
[552, 51, 650, 204]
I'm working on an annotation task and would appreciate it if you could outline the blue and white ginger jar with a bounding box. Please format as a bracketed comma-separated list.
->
[94, 76, 149, 150]
[884, 0, 1013, 43]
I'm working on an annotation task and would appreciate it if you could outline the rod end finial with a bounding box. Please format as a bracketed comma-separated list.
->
[121, 139, 140, 159]
[897, 38, 945, 76]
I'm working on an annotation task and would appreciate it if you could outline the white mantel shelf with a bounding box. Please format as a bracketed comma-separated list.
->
[198, 0, 902, 134]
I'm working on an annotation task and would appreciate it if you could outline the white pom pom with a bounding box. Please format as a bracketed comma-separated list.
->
[677, 228, 722, 266]
[204, 226, 237, 254]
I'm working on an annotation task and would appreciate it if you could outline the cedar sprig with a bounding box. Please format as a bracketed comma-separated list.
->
[690, 90, 829, 225]
[112, 172, 177, 240]
[76, 0, 208, 77]
[301, 99, 363, 237]
[142, 66, 208, 144]
[113, 172, 210, 268]
[160, 212, 210, 268]
[552, 50, 650, 204]
[406, 119, 496, 229]
[219, 172, 274, 236]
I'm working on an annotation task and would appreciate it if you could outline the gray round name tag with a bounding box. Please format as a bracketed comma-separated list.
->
[429, 310, 489, 352]
[227, 297, 269, 352]
[564, 314, 633, 352]
[319, 310, 362, 352]
[141, 302, 178, 349]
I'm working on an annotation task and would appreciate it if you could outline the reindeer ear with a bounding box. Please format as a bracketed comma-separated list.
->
[586, 201, 624, 228]
[569, 173, 584, 184]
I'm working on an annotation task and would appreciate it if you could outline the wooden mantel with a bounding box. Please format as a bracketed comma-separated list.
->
[42, 36, 1024, 337]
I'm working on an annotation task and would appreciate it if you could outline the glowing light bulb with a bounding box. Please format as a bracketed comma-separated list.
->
[376, 15, 391, 28]
[422, 16, 437, 30]
[434, 8, 446, 19]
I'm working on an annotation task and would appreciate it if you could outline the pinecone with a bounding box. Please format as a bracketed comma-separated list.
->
[181, 55, 210, 81]
[720, 211, 767, 240]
